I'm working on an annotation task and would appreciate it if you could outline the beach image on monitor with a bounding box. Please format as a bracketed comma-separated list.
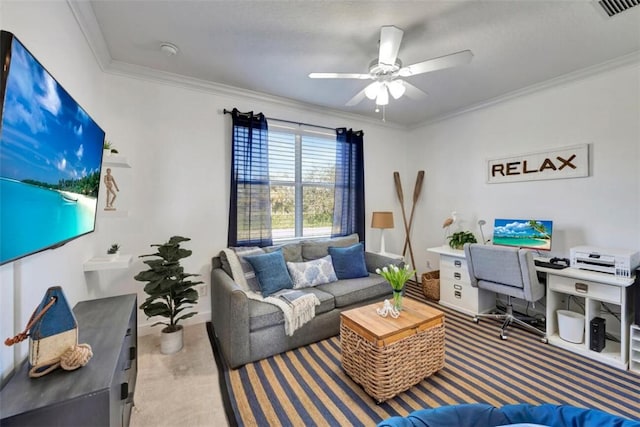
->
[492, 219, 553, 251]
[0, 36, 104, 264]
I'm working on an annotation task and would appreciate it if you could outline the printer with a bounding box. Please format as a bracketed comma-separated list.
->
[570, 246, 640, 278]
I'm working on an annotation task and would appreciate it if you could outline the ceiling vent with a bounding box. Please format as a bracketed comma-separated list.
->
[595, 0, 639, 17]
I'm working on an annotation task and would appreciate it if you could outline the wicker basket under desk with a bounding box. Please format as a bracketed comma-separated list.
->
[340, 300, 445, 402]
[421, 270, 440, 301]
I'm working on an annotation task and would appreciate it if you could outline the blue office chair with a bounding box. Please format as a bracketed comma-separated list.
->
[464, 243, 547, 341]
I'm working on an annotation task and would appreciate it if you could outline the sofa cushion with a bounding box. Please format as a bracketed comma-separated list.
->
[264, 242, 303, 262]
[287, 255, 338, 289]
[244, 249, 294, 297]
[316, 274, 391, 308]
[248, 288, 335, 331]
[301, 233, 359, 261]
[328, 242, 369, 280]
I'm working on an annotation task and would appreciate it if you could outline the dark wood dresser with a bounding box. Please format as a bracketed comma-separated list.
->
[1, 294, 138, 426]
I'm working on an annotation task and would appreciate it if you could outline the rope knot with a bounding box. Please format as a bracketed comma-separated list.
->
[60, 343, 93, 371]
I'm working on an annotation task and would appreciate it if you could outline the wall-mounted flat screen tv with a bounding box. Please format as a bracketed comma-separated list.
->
[0, 30, 105, 265]
[492, 218, 553, 251]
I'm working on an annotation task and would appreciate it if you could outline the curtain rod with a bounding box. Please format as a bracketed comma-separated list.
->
[223, 109, 335, 131]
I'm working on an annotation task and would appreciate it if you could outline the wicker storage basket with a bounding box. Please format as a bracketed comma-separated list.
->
[340, 320, 445, 402]
[422, 270, 440, 301]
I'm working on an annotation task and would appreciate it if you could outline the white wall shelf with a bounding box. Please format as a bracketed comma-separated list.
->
[83, 254, 133, 271]
[98, 210, 129, 218]
[102, 154, 131, 168]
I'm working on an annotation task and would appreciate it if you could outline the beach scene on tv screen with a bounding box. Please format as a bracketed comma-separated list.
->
[493, 219, 553, 251]
[0, 37, 104, 264]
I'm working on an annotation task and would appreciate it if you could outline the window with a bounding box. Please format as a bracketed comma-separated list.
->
[268, 123, 337, 241]
[228, 109, 364, 248]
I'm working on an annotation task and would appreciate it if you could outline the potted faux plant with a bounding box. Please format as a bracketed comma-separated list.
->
[447, 231, 477, 250]
[134, 236, 202, 354]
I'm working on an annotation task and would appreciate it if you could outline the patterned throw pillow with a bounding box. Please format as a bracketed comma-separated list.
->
[286, 255, 338, 289]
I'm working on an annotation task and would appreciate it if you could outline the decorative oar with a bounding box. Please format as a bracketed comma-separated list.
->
[403, 171, 425, 257]
[393, 172, 417, 282]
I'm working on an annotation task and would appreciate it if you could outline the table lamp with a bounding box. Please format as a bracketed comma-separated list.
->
[371, 211, 394, 254]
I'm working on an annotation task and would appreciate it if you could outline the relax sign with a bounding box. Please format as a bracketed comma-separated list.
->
[487, 144, 589, 184]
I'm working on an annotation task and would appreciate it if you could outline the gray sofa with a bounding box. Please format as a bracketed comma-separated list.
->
[210, 235, 403, 369]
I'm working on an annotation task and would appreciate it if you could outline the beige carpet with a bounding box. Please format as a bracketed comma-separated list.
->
[130, 323, 229, 427]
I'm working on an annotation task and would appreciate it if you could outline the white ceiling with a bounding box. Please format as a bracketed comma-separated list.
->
[75, 1, 640, 127]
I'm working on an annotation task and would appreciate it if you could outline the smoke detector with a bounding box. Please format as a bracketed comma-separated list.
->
[160, 42, 179, 56]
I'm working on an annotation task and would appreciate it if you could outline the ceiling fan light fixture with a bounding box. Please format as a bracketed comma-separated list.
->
[388, 80, 406, 99]
[376, 86, 389, 106]
[365, 81, 382, 100]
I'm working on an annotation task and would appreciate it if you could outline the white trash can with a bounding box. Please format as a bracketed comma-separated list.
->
[557, 310, 585, 343]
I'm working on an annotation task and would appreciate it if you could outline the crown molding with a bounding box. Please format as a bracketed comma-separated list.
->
[67, 0, 639, 132]
[65, 0, 405, 131]
[105, 60, 406, 131]
[410, 50, 640, 130]
[67, 0, 112, 71]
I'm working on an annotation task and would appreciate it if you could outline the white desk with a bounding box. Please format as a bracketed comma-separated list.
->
[537, 265, 636, 370]
[427, 245, 638, 369]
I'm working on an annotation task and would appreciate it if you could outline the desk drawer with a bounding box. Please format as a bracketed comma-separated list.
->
[440, 256, 469, 283]
[548, 275, 622, 304]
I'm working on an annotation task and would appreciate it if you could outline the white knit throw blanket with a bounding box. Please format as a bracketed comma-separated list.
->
[242, 289, 320, 336]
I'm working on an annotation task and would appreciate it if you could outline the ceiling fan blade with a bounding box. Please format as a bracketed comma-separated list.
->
[309, 72, 371, 79]
[399, 49, 473, 77]
[345, 88, 367, 106]
[402, 81, 428, 100]
[378, 26, 404, 66]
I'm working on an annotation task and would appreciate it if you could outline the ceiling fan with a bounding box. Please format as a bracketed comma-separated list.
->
[309, 26, 473, 108]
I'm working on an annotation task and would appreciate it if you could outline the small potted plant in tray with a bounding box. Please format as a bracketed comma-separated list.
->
[107, 243, 120, 260]
[134, 236, 202, 354]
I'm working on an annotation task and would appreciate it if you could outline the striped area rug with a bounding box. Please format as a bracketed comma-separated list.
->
[208, 281, 640, 426]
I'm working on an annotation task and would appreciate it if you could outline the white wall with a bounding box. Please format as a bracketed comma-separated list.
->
[1, 0, 110, 381]
[407, 63, 640, 273]
[96, 72, 409, 326]
[1, 1, 410, 379]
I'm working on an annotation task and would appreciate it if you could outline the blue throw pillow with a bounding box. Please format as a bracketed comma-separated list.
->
[328, 242, 369, 280]
[244, 249, 294, 297]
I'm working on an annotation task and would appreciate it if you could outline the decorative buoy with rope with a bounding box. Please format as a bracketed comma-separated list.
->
[5, 289, 93, 378]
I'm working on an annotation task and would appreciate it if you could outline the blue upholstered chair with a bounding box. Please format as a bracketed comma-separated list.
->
[377, 403, 640, 427]
[463, 243, 546, 341]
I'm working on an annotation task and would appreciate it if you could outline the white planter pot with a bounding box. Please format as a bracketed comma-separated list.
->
[160, 325, 184, 354]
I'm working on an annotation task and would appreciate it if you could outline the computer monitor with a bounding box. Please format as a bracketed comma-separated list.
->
[492, 219, 553, 251]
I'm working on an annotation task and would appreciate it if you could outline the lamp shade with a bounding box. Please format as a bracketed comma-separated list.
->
[371, 211, 394, 229]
